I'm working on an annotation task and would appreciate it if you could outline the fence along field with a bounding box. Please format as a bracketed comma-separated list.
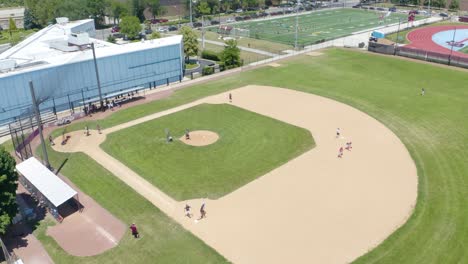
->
[208, 9, 417, 47]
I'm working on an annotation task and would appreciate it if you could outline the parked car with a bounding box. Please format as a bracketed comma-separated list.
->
[243, 15, 251, 20]
[157, 27, 168, 32]
[210, 20, 220, 25]
[112, 32, 124, 38]
[226, 18, 235, 23]
[151, 18, 169, 24]
[111, 26, 120, 33]
[439, 12, 449, 17]
[377, 7, 386, 11]
[235, 16, 244, 21]
[235, 8, 243, 13]
[145, 29, 153, 34]
[389, 6, 397, 12]
[193, 22, 202, 27]
[168, 25, 178, 31]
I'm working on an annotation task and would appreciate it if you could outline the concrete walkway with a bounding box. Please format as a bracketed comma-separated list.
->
[199, 38, 278, 57]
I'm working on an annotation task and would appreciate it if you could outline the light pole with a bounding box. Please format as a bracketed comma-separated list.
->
[190, 0, 194, 27]
[29, 81, 50, 169]
[394, 18, 401, 55]
[90, 42, 104, 110]
[294, 1, 300, 50]
[448, 27, 457, 65]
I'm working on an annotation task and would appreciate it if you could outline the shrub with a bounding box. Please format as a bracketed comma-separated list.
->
[202, 66, 214, 76]
[201, 50, 221, 61]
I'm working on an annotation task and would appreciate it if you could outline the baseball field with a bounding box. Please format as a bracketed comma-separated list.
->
[208, 9, 417, 46]
[21, 48, 467, 263]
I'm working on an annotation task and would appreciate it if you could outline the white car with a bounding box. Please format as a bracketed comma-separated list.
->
[158, 27, 168, 33]
[226, 18, 234, 23]
[236, 8, 243, 13]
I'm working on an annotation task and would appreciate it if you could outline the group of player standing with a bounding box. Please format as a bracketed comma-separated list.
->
[336, 128, 352, 158]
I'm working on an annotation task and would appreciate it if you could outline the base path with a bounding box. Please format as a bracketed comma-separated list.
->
[53, 85, 417, 263]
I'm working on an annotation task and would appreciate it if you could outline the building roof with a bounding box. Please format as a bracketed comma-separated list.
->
[16, 157, 77, 207]
[0, 18, 182, 77]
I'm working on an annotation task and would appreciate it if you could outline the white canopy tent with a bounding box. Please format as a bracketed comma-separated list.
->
[16, 157, 78, 220]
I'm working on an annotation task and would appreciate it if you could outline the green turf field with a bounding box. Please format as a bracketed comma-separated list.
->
[101, 104, 314, 201]
[208, 9, 416, 46]
[27, 48, 466, 263]
[459, 45, 468, 54]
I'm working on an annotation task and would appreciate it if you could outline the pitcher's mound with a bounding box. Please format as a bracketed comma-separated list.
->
[180, 130, 219, 146]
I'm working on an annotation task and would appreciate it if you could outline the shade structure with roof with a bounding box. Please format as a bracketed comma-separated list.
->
[16, 157, 79, 222]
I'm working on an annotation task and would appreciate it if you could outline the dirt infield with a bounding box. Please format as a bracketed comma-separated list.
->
[52, 85, 417, 263]
[405, 25, 468, 58]
[179, 130, 219, 146]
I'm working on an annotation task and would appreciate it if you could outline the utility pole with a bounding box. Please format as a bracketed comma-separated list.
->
[190, 0, 193, 27]
[29, 81, 50, 169]
[91, 42, 104, 110]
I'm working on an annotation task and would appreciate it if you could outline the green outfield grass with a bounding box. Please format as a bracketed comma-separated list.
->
[32, 48, 466, 263]
[208, 9, 418, 46]
[101, 104, 314, 200]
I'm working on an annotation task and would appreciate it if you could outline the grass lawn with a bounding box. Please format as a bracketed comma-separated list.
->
[185, 62, 199, 69]
[207, 9, 418, 46]
[459, 45, 468, 54]
[0, 29, 36, 45]
[201, 42, 271, 64]
[101, 104, 314, 200]
[41, 48, 466, 263]
[33, 145, 227, 263]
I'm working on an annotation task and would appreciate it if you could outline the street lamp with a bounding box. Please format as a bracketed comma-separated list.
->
[90, 42, 104, 110]
[29, 81, 50, 169]
[448, 27, 457, 65]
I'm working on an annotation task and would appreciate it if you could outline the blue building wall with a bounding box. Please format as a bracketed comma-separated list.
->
[0, 42, 183, 123]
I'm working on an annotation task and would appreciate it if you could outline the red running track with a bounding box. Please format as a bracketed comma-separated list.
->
[405, 25, 468, 58]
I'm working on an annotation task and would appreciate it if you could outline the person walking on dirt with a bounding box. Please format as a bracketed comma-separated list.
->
[421, 88, 425, 96]
[336, 128, 341, 138]
[130, 223, 139, 238]
[49, 135, 55, 146]
[200, 202, 206, 219]
[185, 204, 192, 218]
[85, 126, 90, 136]
[338, 147, 344, 158]
[229, 93, 232, 103]
[346, 142, 352, 151]
[97, 124, 101, 134]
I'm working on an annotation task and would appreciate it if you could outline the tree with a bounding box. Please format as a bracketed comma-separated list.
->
[8, 17, 17, 37]
[109, 0, 129, 24]
[180, 26, 198, 62]
[449, 0, 459, 10]
[146, 0, 163, 18]
[0, 147, 18, 235]
[130, 0, 146, 22]
[87, 0, 107, 27]
[120, 16, 142, 39]
[221, 39, 242, 69]
[24, 8, 39, 29]
[197, 1, 211, 16]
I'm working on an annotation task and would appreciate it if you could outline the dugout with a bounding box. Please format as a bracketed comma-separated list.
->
[15, 157, 81, 222]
